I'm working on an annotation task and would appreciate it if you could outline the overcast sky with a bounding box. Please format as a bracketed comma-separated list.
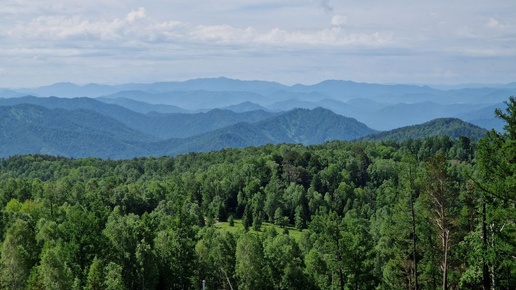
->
[0, 0, 515, 87]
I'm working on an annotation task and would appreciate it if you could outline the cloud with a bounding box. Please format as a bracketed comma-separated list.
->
[486, 17, 506, 29]
[331, 15, 347, 27]
[1, 1, 514, 87]
[126, 7, 146, 22]
[3, 6, 392, 50]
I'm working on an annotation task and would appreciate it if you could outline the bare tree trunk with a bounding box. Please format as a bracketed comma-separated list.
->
[425, 155, 454, 290]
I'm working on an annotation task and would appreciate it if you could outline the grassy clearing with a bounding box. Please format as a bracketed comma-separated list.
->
[215, 219, 304, 241]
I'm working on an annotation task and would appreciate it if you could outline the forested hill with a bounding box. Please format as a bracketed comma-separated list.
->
[0, 129, 514, 288]
[0, 96, 279, 139]
[149, 107, 377, 156]
[0, 95, 495, 159]
[0, 98, 514, 289]
[255, 107, 376, 143]
[361, 118, 488, 141]
[0, 104, 377, 158]
[0, 104, 155, 158]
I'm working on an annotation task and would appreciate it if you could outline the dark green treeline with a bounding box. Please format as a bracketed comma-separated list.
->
[0, 99, 515, 289]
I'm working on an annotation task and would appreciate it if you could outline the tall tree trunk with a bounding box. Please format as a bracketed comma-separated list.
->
[490, 222, 496, 289]
[442, 229, 449, 290]
[425, 155, 454, 290]
[339, 268, 344, 290]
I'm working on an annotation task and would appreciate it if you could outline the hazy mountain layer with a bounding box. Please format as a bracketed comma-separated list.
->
[150, 108, 377, 156]
[361, 118, 487, 142]
[0, 104, 154, 158]
[0, 96, 279, 139]
[97, 97, 189, 114]
[3, 77, 514, 134]
[7, 77, 514, 106]
[0, 99, 490, 158]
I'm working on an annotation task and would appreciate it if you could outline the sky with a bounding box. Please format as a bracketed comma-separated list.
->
[0, 0, 515, 87]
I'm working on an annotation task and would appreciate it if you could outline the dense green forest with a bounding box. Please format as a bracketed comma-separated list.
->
[0, 98, 514, 289]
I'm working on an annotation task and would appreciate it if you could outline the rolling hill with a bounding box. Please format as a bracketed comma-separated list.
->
[0, 104, 155, 158]
[0, 105, 377, 158]
[0, 96, 279, 139]
[254, 107, 376, 143]
[152, 107, 377, 156]
[360, 118, 487, 142]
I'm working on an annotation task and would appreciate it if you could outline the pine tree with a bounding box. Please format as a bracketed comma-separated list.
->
[476, 96, 516, 288]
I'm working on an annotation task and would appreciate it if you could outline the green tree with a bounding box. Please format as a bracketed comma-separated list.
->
[309, 211, 352, 290]
[0, 218, 37, 289]
[235, 233, 271, 290]
[476, 96, 516, 289]
[39, 243, 75, 290]
[304, 248, 329, 289]
[152, 202, 197, 289]
[263, 233, 309, 290]
[103, 207, 158, 289]
[85, 257, 104, 290]
[379, 154, 421, 290]
[195, 228, 237, 290]
[104, 262, 126, 290]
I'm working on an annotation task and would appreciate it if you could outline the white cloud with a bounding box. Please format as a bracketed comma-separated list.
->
[331, 15, 347, 27]
[126, 7, 146, 22]
[486, 17, 506, 29]
[0, 0, 515, 87]
[3, 7, 393, 50]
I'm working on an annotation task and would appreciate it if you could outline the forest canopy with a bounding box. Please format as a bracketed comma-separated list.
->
[0, 98, 514, 289]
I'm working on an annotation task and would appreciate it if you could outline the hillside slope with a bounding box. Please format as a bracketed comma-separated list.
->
[153, 107, 376, 155]
[0, 96, 279, 139]
[0, 104, 154, 158]
[360, 118, 487, 142]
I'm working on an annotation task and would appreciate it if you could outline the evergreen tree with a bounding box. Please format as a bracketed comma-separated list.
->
[476, 96, 516, 288]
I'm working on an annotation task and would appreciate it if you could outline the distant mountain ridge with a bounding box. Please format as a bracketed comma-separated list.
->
[2, 77, 514, 132]
[0, 104, 154, 158]
[0, 98, 488, 159]
[147, 107, 377, 156]
[7, 77, 514, 105]
[0, 96, 279, 139]
[0, 77, 512, 158]
[361, 118, 487, 142]
[97, 97, 189, 114]
[0, 102, 378, 158]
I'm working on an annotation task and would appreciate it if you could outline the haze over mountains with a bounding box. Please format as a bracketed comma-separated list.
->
[9, 77, 512, 130]
[0, 77, 511, 158]
[0, 103, 376, 158]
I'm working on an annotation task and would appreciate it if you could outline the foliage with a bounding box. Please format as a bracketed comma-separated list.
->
[0, 99, 513, 289]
